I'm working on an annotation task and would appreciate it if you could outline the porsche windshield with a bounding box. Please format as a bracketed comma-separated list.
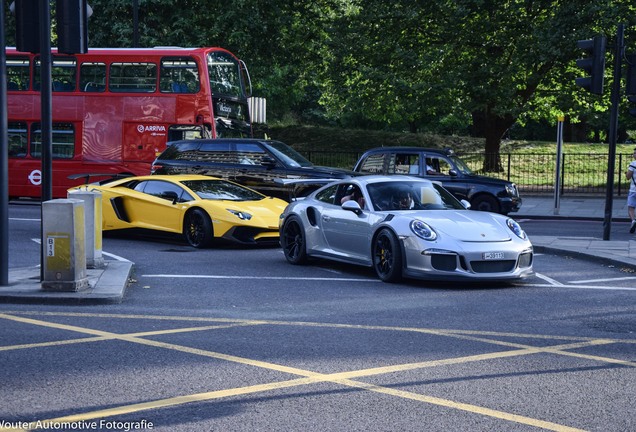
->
[367, 181, 465, 211]
[182, 180, 264, 201]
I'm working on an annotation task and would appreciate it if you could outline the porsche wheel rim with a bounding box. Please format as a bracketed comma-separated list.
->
[283, 220, 303, 260]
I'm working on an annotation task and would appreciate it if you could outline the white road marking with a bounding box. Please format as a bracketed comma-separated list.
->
[143, 274, 381, 282]
[569, 276, 636, 284]
[102, 251, 132, 262]
[10, 217, 40, 221]
[523, 283, 636, 291]
[534, 272, 564, 286]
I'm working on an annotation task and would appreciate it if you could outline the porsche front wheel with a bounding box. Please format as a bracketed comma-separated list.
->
[373, 229, 403, 282]
[184, 209, 214, 248]
[281, 216, 308, 264]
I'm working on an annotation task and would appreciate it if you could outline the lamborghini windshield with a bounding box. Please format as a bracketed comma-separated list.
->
[182, 179, 264, 201]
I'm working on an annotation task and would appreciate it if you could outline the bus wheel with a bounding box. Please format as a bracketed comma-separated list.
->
[184, 209, 214, 248]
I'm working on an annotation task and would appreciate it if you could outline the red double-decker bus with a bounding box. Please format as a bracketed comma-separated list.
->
[5, 46, 252, 198]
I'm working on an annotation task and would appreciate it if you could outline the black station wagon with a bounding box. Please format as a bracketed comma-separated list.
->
[151, 138, 356, 200]
[353, 147, 521, 214]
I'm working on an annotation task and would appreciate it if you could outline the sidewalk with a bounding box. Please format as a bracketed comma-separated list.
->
[518, 195, 636, 270]
[2, 195, 635, 304]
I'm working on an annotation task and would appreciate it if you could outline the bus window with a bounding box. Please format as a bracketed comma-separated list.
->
[109, 62, 157, 92]
[7, 57, 30, 91]
[80, 62, 106, 92]
[207, 52, 242, 97]
[160, 57, 200, 94]
[8, 122, 28, 157]
[30, 123, 75, 159]
[34, 57, 77, 92]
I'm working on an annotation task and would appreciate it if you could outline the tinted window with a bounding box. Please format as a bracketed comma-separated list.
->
[8, 122, 27, 157]
[357, 153, 385, 174]
[181, 179, 264, 201]
[197, 142, 235, 163]
[235, 143, 267, 165]
[263, 141, 313, 167]
[7, 57, 30, 91]
[392, 153, 421, 175]
[314, 185, 338, 205]
[109, 62, 157, 92]
[160, 57, 200, 93]
[30, 123, 75, 159]
[80, 62, 106, 92]
[140, 180, 188, 201]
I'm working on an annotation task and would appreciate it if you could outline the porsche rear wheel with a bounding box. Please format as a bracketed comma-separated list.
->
[373, 229, 403, 282]
[184, 209, 214, 248]
[281, 216, 308, 264]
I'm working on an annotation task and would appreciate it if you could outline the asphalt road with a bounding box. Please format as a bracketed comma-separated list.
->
[2, 203, 635, 432]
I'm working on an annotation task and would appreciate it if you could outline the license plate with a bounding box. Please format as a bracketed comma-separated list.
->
[483, 252, 505, 260]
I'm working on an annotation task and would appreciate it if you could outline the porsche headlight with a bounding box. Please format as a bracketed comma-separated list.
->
[506, 218, 526, 239]
[227, 209, 252, 220]
[410, 220, 437, 241]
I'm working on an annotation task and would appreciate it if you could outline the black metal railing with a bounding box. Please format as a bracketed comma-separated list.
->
[300, 150, 634, 196]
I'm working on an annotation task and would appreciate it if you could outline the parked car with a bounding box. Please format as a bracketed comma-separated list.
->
[353, 147, 521, 214]
[69, 174, 287, 248]
[279, 176, 533, 283]
[151, 138, 357, 200]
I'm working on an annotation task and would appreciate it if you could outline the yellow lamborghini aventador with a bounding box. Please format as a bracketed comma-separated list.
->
[69, 175, 288, 248]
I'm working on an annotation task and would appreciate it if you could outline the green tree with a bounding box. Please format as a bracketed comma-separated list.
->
[320, 0, 636, 171]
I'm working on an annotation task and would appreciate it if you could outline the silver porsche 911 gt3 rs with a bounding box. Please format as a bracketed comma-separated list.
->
[279, 176, 533, 283]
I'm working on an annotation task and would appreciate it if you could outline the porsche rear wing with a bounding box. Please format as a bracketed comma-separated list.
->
[274, 178, 339, 201]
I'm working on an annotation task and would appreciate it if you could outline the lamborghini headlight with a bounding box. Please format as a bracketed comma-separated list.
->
[227, 209, 252, 220]
[410, 220, 437, 241]
[506, 218, 526, 239]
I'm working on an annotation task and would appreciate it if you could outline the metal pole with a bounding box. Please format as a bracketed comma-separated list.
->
[40, 0, 53, 280]
[603, 24, 624, 241]
[553, 116, 564, 215]
[1, 4, 9, 286]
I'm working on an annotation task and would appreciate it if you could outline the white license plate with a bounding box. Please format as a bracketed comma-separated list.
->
[483, 252, 505, 260]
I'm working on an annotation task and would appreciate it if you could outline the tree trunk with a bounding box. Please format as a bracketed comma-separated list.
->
[471, 109, 516, 172]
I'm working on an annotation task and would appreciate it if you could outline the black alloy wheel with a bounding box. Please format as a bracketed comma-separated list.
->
[281, 216, 308, 264]
[373, 229, 403, 282]
[184, 209, 214, 248]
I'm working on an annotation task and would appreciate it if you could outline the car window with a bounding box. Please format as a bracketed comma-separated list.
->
[391, 153, 420, 175]
[196, 142, 236, 163]
[314, 185, 338, 205]
[424, 156, 452, 176]
[263, 141, 313, 168]
[139, 180, 189, 202]
[235, 143, 267, 165]
[357, 153, 385, 174]
[337, 183, 366, 209]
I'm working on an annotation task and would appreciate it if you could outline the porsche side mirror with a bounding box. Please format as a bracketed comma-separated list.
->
[460, 199, 471, 209]
[342, 200, 363, 215]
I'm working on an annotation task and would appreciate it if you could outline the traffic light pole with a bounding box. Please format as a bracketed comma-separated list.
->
[603, 24, 624, 241]
[1, 4, 8, 286]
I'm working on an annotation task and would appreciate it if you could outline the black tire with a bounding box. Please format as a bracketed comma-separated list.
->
[373, 229, 403, 282]
[281, 216, 308, 264]
[471, 194, 500, 213]
[183, 209, 214, 248]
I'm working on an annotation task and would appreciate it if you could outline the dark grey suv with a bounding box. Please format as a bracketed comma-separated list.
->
[353, 147, 521, 214]
[151, 138, 356, 200]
